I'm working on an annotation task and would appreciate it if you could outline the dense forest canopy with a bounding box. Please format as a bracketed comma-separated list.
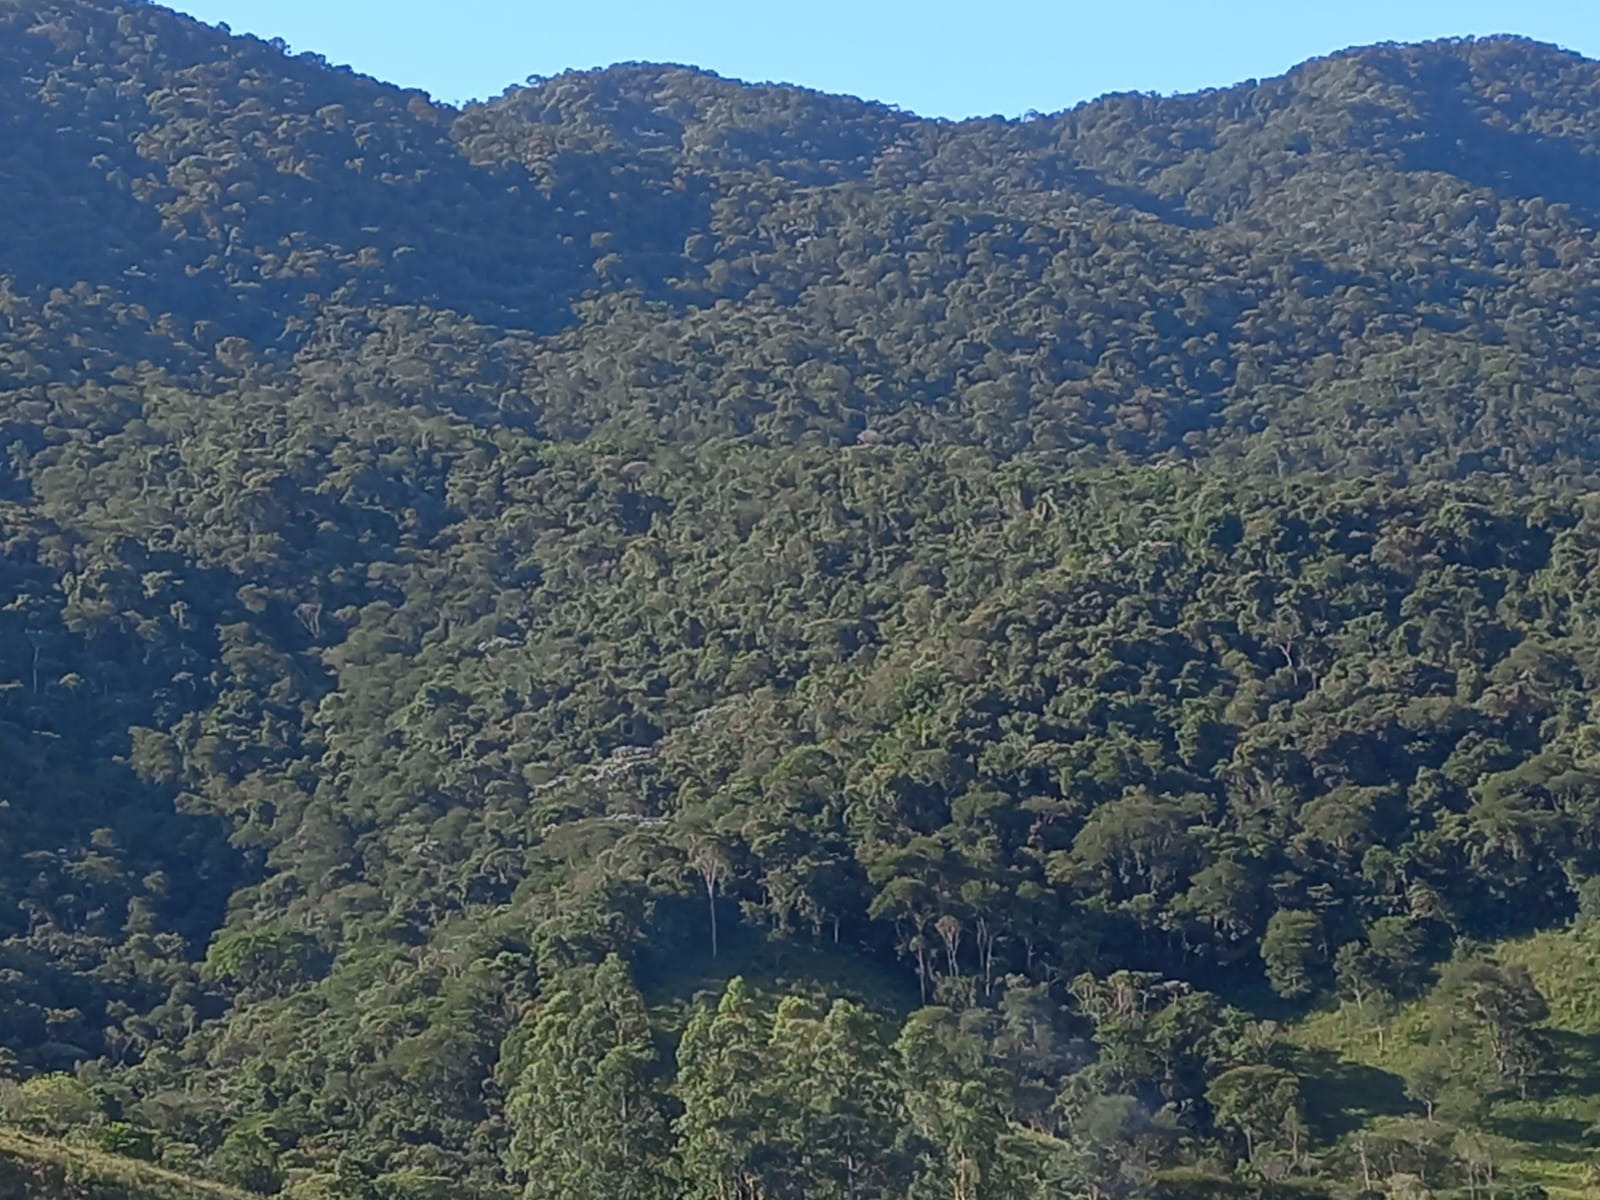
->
[6, 2, 1600, 1196]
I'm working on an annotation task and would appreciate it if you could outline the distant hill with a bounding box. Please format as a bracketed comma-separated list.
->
[7, 2, 1600, 1196]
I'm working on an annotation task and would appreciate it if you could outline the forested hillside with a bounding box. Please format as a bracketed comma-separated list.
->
[7, 1, 1600, 1196]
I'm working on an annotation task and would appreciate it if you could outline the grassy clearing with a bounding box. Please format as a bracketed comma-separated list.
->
[0, 1125, 250, 1200]
[1293, 924, 1600, 1199]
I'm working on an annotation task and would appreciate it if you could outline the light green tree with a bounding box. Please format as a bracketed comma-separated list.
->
[8, 1074, 99, 1135]
[503, 955, 671, 1200]
[1205, 1065, 1305, 1165]
[675, 977, 774, 1200]
[894, 1007, 1034, 1200]
[768, 995, 907, 1199]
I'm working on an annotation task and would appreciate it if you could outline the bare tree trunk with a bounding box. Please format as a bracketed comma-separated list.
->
[706, 875, 719, 958]
[690, 844, 726, 958]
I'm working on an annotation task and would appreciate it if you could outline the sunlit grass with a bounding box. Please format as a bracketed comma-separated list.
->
[0, 1126, 250, 1200]
[1292, 924, 1600, 1198]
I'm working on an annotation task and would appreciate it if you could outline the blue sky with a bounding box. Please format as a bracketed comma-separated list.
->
[167, 0, 1600, 118]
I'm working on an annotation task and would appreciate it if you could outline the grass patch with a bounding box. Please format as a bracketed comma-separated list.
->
[0, 1126, 248, 1200]
[1292, 924, 1600, 1198]
[1500, 926, 1600, 1036]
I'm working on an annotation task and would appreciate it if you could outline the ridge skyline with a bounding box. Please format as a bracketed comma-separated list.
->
[162, 0, 1600, 118]
[485, 32, 1588, 122]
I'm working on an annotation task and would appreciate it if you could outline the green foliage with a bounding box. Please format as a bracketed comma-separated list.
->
[209, 1130, 285, 1195]
[1296, 930, 1597, 1198]
[202, 927, 320, 997]
[674, 979, 775, 1200]
[0, 1126, 250, 1200]
[3, 1075, 100, 1136]
[5, 5, 1600, 1196]
[501, 956, 670, 1200]
[1427, 956, 1554, 1099]
[1205, 1066, 1306, 1165]
[1261, 911, 1323, 1001]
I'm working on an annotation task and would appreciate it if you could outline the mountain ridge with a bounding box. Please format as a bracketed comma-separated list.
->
[7, 4, 1600, 1197]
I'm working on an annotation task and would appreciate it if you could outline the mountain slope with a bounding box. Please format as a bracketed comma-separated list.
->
[6, 2, 1600, 1196]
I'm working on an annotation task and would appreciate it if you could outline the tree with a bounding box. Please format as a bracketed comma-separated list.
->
[1453, 1127, 1517, 1198]
[1260, 909, 1323, 1000]
[1071, 972, 1244, 1111]
[211, 1127, 286, 1194]
[1368, 916, 1432, 997]
[767, 996, 908, 1199]
[894, 1007, 1035, 1200]
[1429, 958, 1553, 1098]
[1053, 1090, 1174, 1200]
[503, 955, 671, 1200]
[1205, 1065, 1305, 1165]
[7, 1073, 98, 1135]
[687, 835, 733, 960]
[202, 924, 320, 998]
[675, 978, 775, 1200]
[1402, 1044, 1484, 1127]
[1334, 941, 1388, 1015]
